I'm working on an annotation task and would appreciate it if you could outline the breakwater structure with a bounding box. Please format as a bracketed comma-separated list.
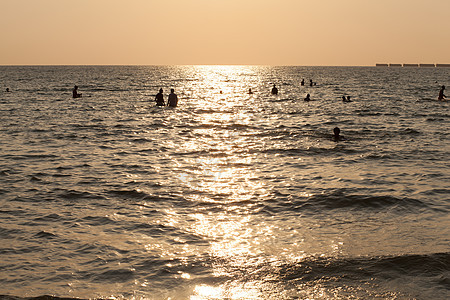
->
[376, 63, 450, 68]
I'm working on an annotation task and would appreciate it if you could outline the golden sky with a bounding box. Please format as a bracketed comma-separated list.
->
[1, 0, 449, 65]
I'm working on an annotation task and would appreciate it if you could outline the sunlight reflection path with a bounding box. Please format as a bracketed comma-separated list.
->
[141, 66, 352, 298]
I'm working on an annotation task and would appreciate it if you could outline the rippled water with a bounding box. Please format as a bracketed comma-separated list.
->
[0, 66, 449, 299]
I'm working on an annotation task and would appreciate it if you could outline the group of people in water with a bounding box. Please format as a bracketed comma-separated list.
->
[271, 81, 345, 102]
[155, 88, 178, 107]
[71, 85, 179, 107]
[271, 79, 316, 96]
[342, 96, 352, 102]
[271, 81, 446, 102]
[301, 79, 317, 86]
[46, 82, 450, 144]
[70, 83, 446, 105]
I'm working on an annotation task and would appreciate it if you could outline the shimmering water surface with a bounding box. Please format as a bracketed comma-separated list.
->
[0, 66, 449, 299]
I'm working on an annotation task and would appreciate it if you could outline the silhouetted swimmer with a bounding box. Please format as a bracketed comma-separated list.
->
[310, 79, 313, 87]
[271, 84, 278, 95]
[248, 88, 253, 94]
[333, 127, 344, 141]
[301, 79, 305, 86]
[167, 88, 178, 107]
[304, 93, 311, 101]
[6, 88, 10, 92]
[72, 85, 82, 98]
[438, 85, 446, 100]
[155, 88, 165, 106]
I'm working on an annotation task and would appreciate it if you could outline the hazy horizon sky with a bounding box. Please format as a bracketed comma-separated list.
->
[1, 0, 449, 66]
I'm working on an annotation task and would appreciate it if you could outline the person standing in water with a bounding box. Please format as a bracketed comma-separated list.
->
[72, 85, 82, 98]
[155, 88, 165, 106]
[333, 127, 344, 141]
[438, 85, 446, 100]
[167, 89, 178, 107]
[304, 94, 311, 101]
[271, 84, 278, 95]
[301, 79, 305, 86]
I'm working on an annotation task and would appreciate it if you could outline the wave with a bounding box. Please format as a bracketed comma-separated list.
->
[171, 149, 230, 158]
[261, 146, 362, 156]
[1, 252, 447, 299]
[55, 189, 106, 201]
[236, 252, 450, 282]
[108, 188, 155, 200]
[265, 190, 431, 214]
[185, 123, 258, 131]
[1, 154, 59, 160]
[79, 215, 116, 226]
[231, 252, 450, 299]
[33, 230, 58, 239]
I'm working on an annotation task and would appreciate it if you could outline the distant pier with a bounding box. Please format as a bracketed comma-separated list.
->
[376, 63, 450, 68]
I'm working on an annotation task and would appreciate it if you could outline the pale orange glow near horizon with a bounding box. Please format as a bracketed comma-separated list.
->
[1, 0, 449, 66]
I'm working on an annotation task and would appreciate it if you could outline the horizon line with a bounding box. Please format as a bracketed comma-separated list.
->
[0, 64, 377, 67]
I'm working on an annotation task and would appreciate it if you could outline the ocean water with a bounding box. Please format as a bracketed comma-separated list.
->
[0, 65, 449, 300]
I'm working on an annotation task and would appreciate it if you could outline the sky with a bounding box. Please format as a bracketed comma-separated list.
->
[1, 0, 449, 66]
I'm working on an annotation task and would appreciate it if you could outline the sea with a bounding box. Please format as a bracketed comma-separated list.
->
[0, 66, 449, 300]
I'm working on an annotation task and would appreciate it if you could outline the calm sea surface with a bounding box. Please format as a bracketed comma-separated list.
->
[0, 66, 449, 299]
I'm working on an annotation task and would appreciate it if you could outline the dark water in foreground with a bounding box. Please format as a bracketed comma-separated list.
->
[0, 66, 449, 299]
